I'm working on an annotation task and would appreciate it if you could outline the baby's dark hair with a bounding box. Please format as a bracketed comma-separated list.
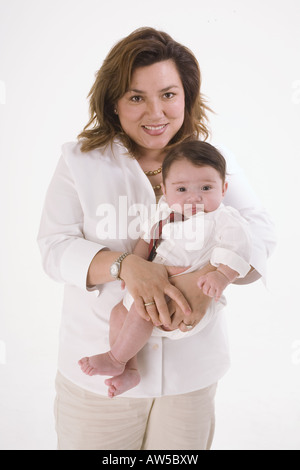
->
[162, 140, 227, 183]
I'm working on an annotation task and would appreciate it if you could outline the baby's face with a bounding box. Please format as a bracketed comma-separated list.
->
[162, 158, 227, 216]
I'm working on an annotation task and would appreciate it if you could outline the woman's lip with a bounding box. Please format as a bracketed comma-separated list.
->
[142, 124, 168, 135]
[142, 124, 167, 130]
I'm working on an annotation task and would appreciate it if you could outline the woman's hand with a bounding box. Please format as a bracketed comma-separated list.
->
[121, 254, 191, 327]
[166, 264, 216, 333]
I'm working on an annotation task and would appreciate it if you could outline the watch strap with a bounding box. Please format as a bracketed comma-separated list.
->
[114, 252, 130, 280]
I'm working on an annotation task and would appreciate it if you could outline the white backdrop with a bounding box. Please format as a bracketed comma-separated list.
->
[0, 0, 299, 450]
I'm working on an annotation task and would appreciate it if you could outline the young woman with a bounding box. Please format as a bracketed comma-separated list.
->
[38, 27, 276, 450]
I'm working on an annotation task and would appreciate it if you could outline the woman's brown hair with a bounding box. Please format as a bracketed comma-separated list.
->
[78, 27, 211, 155]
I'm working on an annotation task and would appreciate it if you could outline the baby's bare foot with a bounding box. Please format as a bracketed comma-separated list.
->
[104, 368, 141, 397]
[78, 351, 125, 377]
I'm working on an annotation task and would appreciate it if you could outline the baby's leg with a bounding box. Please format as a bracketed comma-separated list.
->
[78, 301, 128, 377]
[109, 302, 153, 363]
[103, 303, 139, 397]
[104, 303, 154, 397]
[79, 301, 153, 396]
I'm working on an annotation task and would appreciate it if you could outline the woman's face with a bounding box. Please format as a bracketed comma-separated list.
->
[116, 60, 185, 157]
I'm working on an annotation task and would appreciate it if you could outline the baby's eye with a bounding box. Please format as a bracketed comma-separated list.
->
[177, 187, 186, 192]
[201, 185, 212, 191]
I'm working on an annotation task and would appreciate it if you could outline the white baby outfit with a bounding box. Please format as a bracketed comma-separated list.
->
[123, 196, 252, 339]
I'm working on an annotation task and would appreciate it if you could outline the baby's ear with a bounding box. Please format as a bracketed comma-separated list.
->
[222, 181, 228, 196]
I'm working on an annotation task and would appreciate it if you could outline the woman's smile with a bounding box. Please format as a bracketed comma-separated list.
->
[142, 123, 169, 136]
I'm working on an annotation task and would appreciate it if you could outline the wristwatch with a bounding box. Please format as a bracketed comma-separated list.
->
[110, 252, 130, 280]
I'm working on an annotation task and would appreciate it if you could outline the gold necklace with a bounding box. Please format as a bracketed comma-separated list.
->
[144, 167, 162, 176]
[143, 166, 162, 190]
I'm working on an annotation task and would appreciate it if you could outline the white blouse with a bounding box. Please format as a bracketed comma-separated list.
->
[37, 139, 276, 398]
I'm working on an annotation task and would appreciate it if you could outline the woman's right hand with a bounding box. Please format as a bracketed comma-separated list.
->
[120, 254, 191, 327]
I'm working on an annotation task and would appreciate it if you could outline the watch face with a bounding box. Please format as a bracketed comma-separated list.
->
[110, 263, 119, 277]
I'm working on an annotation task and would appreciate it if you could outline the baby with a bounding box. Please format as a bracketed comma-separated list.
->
[79, 140, 252, 397]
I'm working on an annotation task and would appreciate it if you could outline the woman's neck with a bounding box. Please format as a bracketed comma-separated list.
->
[134, 148, 165, 200]
[136, 148, 166, 172]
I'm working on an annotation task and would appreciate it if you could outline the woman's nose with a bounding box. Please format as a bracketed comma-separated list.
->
[146, 99, 164, 118]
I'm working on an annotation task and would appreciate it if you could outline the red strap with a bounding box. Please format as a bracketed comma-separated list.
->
[147, 211, 183, 261]
[148, 218, 163, 261]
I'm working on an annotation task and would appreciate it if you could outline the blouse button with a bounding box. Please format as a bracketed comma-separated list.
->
[152, 344, 159, 350]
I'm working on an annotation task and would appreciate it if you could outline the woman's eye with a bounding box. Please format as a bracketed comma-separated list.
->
[130, 96, 142, 103]
[164, 92, 175, 99]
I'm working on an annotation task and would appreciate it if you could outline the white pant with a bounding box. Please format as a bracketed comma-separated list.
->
[54, 371, 217, 450]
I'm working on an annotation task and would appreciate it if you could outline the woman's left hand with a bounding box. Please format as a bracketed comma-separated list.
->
[165, 265, 215, 333]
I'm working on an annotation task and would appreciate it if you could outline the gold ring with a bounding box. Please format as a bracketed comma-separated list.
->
[144, 301, 155, 307]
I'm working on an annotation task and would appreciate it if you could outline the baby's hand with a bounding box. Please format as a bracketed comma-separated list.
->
[197, 271, 230, 302]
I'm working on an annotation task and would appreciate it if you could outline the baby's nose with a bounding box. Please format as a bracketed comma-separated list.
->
[188, 192, 202, 202]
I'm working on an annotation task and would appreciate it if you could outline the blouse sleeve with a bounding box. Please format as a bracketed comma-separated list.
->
[37, 154, 107, 291]
[217, 145, 277, 283]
